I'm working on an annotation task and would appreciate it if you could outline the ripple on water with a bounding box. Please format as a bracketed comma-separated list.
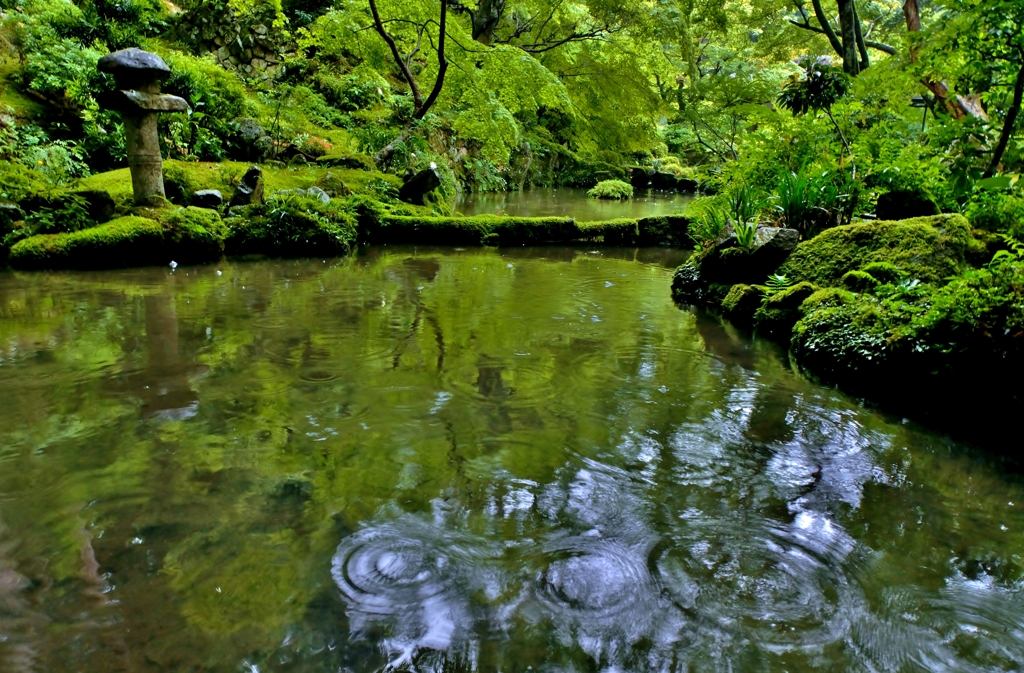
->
[332, 515, 493, 668]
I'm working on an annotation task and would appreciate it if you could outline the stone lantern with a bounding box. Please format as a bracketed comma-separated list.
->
[98, 48, 189, 205]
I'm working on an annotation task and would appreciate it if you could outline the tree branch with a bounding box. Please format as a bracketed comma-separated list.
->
[369, 0, 423, 110]
[789, 18, 895, 54]
[810, 0, 844, 56]
[985, 56, 1024, 178]
[417, 0, 449, 119]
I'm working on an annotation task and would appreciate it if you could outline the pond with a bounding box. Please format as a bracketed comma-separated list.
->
[1, 247, 1023, 673]
[455, 187, 693, 221]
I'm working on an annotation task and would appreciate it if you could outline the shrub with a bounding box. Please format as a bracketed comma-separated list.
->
[587, 180, 634, 200]
[964, 189, 1024, 236]
[225, 194, 358, 257]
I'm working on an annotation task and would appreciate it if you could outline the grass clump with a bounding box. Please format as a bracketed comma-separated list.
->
[587, 180, 634, 200]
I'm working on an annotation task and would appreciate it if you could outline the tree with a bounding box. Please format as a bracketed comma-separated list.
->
[368, 0, 450, 163]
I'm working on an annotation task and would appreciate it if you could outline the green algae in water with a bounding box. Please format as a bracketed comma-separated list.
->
[1, 247, 1023, 672]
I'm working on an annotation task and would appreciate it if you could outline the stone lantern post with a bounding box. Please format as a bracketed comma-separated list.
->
[98, 48, 189, 205]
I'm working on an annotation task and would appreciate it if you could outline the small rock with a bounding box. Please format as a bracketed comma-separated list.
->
[306, 186, 331, 204]
[229, 166, 264, 207]
[192, 189, 224, 208]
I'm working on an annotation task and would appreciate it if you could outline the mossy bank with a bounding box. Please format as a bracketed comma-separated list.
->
[673, 214, 1024, 442]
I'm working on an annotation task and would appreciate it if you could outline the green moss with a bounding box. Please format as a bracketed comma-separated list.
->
[579, 219, 639, 244]
[587, 180, 634, 200]
[372, 215, 580, 246]
[316, 152, 375, 170]
[10, 216, 164, 269]
[225, 194, 357, 258]
[637, 215, 692, 247]
[753, 281, 819, 338]
[720, 283, 762, 326]
[8, 206, 228, 270]
[163, 207, 227, 258]
[778, 214, 972, 286]
[841, 270, 880, 292]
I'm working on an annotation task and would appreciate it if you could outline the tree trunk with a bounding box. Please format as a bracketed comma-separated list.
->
[902, 0, 987, 120]
[836, 0, 860, 75]
[471, 0, 503, 45]
[371, 0, 450, 164]
[984, 61, 1024, 178]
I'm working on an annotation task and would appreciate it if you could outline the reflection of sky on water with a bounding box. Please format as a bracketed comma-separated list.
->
[333, 392, 1024, 672]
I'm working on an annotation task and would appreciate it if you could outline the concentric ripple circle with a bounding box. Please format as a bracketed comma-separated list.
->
[539, 537, 656, 616]
[332, 527, 449, 615]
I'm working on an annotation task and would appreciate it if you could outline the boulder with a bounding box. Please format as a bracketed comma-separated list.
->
[0, 202, 23, 233]
[398, 166, 442, 205]
[229, 166, 264, 208]
[232, 119, 270, 161]
[192, 189, 224, 209]
[672, 226, 800, 304]
[677, 178, 699, 193]
[629, 167, 652, 190]
[650, 171, 679, 191]
[875, 189, 939, 221]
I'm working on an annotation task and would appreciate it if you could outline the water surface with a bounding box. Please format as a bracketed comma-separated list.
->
[1, 247, 1023, 673]
[455, 188, 692, 221]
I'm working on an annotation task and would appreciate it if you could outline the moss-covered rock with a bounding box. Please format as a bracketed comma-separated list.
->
[753, 281, 819, 338]
[672, 226, 800, 303]
[637, 215, 692, 247]
[225, 194, 357, 257]
[370, 215, 580, 246]
[163, 207, 227, 259]
[720, 284, 763, 327]
[316, 152, 375, 170]
[791, 259, 1024, 412]
[778, 214, 972, 286]
[579, 219, 639, 244]
[8, 211, 226, 270]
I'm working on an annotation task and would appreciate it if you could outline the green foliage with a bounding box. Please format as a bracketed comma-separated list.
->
[964, 189, 1024, 236]
[587, 180, 634, 200]
[734, 219, 757, 249]
[24, 193, 95, 237]
[0, 161, 50, 202]
[777, 57, 851, 116]
[773, 169, 854, 237]
[689, 203, 728, 248]
[225, 194, 357, 257]
[764, 273, 793, 296]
